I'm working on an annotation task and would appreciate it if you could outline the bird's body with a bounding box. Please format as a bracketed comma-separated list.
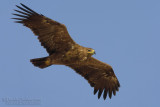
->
[13, 3, 120, 100]
[31, 44, 94, 68]
[56, 44, 90, 64]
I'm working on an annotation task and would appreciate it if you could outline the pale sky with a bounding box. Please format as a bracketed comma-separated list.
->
[0, 0, 160, 107]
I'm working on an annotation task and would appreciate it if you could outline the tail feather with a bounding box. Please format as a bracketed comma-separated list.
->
[30, 57, 51, 69]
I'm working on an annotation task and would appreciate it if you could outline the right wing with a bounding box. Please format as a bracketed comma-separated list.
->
[68, 57, 120, 100]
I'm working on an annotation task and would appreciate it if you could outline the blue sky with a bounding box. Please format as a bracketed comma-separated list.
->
[1, 0, 160, 107]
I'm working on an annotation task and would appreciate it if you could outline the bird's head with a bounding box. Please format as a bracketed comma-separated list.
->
[87, 48, 96, 55]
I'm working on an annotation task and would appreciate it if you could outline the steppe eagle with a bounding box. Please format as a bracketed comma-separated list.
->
[12, 3, 120, 100]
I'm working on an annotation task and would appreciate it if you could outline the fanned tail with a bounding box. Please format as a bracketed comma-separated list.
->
[30, 57, 51, 69]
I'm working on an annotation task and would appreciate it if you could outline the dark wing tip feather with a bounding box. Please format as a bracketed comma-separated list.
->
[12, 13, 28, 18]
[94, 89, 98, 95]
[11, 18, 25, 20]
[20, 3, 38, 14]
[103, 89, 107, 100]
[14, 21, 23, 23]
[113, 89, 116, 96]
[118, 81, 120, 87]
[109, 89, 112, 99]
[14, 9, 31, 16]
[98, 90, 103, 99]
[115, 83, 119, 91]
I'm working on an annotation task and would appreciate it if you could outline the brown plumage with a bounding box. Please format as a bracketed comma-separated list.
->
[12, 3, 120, 100]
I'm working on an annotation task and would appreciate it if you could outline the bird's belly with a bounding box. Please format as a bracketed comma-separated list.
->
[62, 51, 84, 63]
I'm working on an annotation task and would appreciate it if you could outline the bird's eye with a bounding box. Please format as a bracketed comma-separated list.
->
[88, 49, 91, 52]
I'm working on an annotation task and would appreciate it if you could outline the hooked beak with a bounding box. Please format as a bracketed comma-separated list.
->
[88, 49, 96, 55]
[94, 51, 96, 55]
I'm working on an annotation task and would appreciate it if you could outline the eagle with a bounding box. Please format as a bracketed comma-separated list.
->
[12, 3, 120, 100]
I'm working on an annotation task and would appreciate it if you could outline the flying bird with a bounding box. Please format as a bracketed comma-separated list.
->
[12, 3, 120, 100]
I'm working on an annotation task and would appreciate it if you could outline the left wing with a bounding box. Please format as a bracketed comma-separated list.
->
[12, 3, 76, 55]
[68, 57, 120, 100]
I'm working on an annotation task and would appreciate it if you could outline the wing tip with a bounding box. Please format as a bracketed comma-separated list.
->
[12, 3, 39, 23]
[98, 89, 103, 99]
[94, 84, 120, 100]
[14, 3, 37, 15]
[94, 89, 98, 95]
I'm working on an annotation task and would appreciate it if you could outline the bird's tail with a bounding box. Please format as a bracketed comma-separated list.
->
[30, 57, 52, 69]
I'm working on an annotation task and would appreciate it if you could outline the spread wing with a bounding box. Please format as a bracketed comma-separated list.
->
[12, 3, 75, 55]
[68, 57, 120, 100]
